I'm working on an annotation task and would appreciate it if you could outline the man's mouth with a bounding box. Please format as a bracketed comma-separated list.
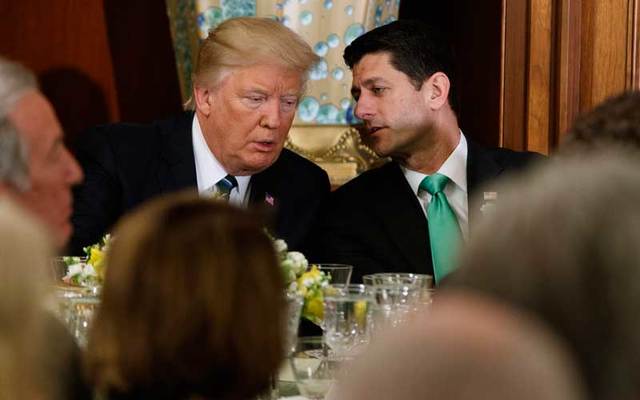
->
[253, 141, 277, 152]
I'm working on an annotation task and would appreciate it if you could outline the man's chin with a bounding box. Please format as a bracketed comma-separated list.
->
[237, 155, 279, 175]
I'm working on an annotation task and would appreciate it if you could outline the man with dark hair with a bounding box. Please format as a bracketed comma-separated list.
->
[311, 20, 541, 284]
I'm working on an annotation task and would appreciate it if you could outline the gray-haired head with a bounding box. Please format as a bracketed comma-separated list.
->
[0, 118, 29, 191]
[0, 56, 37, 118]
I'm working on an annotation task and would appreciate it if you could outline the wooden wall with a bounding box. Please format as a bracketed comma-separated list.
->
[1, 0, 636, 156]
[0, 0, 182, 146]
[502, 0, 640, 154]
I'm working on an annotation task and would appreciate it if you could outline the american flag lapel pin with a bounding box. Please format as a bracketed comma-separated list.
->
[265, 192, 275, 206]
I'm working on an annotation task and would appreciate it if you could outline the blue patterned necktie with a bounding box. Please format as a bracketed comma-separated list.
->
[214, 174, 238, 201]
[419, 173, 462, 284]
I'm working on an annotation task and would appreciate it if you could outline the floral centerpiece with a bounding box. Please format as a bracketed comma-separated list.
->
[274, 238, 329, 325]
[62, 234, 111, 287]
[63, 233, 328, 324]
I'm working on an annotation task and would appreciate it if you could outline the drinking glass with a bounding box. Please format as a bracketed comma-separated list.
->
[370, 273, 434, 308]
[289, 337, 339, 399]
[370, 283, 422, 332]
[285, 291, 304, 355]
[322, 284, 374, 360]
[55, 287, 100, 347]
[316, 264, 353, 287]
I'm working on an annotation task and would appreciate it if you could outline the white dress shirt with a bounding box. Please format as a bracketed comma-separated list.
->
[192, 115, 251, 206]
[402, 132, 469, 240]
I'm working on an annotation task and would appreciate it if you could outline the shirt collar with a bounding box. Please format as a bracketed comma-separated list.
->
[402, 131, 468, 195]
[192, 114, 251, 194]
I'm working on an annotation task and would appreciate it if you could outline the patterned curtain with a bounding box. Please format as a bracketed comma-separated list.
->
[166, 0, 400, 125]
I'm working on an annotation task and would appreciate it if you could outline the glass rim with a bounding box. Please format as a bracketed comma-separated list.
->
[313, 263, 354, 270]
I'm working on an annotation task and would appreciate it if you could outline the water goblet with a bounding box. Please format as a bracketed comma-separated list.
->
[289, 337, 339, 399]
[55, 286, 100, 347]
[322, 284, 374, 360]
[284, 291, 304, 355]
[316, 264, 353, 287]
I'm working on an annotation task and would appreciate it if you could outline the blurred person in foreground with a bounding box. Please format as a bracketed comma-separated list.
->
[446, 151, 640, 400]
[0, 199, 88, 400]
[71, 17, 330, 255]
[561, 90, 640, 153]
[86, 193, 285, 400]
[331, 291, 585, 400]
[310, 20, 541, 284]
[0, 56, 83, 248]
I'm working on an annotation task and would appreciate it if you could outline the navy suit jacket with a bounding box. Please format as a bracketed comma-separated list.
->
[309, 140, 543, 282]
[70, 112, 330, 255]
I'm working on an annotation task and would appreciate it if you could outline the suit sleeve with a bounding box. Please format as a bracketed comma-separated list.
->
[69, 127, 123, 255]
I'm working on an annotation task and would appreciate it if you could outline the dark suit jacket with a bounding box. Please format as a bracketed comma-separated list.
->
[69, 112, 330, 255]
[309, 140, 543, 282]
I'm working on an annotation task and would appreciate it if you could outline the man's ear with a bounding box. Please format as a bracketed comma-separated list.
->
[193, 85, 214, 116]
[423, 72, 450, 110]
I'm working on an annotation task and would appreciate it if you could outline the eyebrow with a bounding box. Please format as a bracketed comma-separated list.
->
[351, 77, 391, 97]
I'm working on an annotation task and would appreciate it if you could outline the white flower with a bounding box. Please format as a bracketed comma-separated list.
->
[287, 251, 308, 275]
[66, 263, 85, 277]
[274, 239, 288, 254]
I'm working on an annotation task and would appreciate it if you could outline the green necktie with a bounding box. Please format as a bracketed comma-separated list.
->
[419, 173, 462, 284]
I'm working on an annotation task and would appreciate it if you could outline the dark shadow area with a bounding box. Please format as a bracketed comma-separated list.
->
[103, 0, 183, 123]
[400, 0, 502, 147]
[39, 68, 110, 150]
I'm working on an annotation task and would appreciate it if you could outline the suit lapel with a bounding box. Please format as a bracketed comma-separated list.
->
[157, 112, 198, 192]
[466, 140, 503, 232]
[369, 162, 431, 274]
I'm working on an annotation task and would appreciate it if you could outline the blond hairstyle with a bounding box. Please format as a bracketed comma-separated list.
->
[186, 17, 318, 109]
[0, 199, 56, 399]
[87, 192, 285, 399]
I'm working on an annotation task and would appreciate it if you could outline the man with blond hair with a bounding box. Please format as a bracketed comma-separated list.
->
[0, 57, 83, 248]
[71, 17, 330, 254]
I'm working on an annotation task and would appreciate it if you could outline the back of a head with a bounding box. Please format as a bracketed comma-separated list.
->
[187, 17, 318, 109]
[0, 117, 29, 191]
[562, 90, 640, 153]
[0, 56, 37, 118]
[448, 151, 640, 399]
[334, 292, 585, 400]
[0, 199, 56, 399]
[343, 20, 455, 94]
[87, 193, 285, 399]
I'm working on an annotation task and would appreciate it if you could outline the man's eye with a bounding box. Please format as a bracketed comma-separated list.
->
[281, 99, 298, 111]
[372, 87, 386, 95]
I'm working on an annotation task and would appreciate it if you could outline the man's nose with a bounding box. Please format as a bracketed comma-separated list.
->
[354, 96, 374, 120]
[259, 100, 282, 129]
[63, 147, 83, 184]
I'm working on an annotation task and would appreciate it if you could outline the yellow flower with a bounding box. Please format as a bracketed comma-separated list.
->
[88, 247, 105, 280]
[354, 300, 368, 325]
[304, 295, 324, 322]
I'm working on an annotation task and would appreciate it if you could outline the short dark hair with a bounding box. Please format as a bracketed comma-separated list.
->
[563, 90, 640, 151]
[343, 20, 455, 101]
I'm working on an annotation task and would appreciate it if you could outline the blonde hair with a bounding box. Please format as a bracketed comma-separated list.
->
[87, 192, 285, 399]
[186, 17, 318, 109]
[0, 199, 56, 399]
